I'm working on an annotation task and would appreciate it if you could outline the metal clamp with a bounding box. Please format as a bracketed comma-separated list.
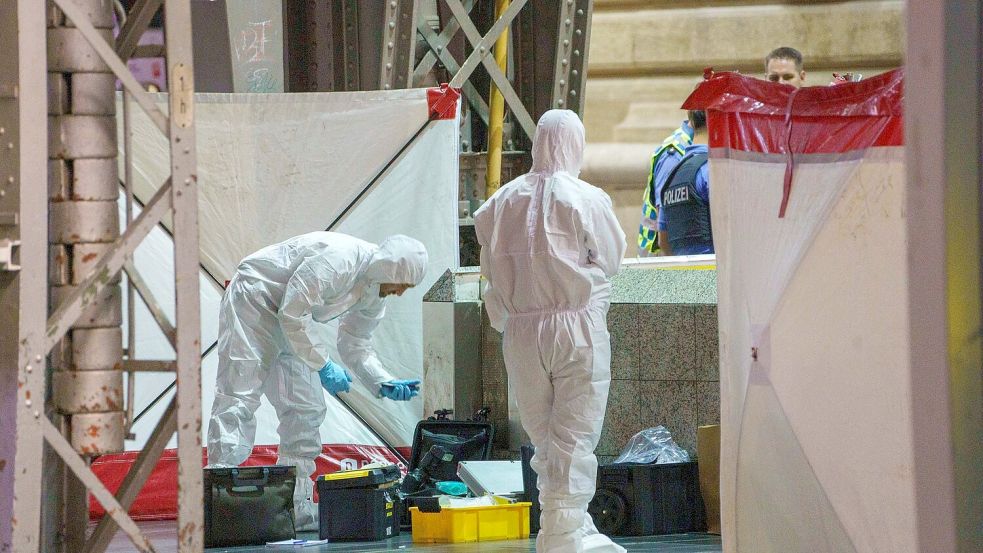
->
[0, 238, 20, 271]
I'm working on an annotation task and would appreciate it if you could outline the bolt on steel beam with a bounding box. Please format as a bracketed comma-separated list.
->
[551, 0, 591, 113]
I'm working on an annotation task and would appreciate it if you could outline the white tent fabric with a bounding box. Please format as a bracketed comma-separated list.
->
[118, 89, 459, 453]
[686, 70, 916, 552]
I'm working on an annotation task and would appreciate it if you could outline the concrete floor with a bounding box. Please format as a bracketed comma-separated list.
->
[102, 521, 722, 552]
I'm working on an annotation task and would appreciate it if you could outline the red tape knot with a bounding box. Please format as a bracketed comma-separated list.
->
[427, 83, 461, 120]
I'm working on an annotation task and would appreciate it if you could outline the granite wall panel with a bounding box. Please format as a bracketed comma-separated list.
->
[640, 379, 698, 455]
[640, 304, 696, 381]
[598, 379, 642, 457]
[608, 303, 639, 380]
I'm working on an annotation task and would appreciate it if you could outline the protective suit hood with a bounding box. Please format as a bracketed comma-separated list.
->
[364, 235, 428, 285]
[530, 109, 585, 176]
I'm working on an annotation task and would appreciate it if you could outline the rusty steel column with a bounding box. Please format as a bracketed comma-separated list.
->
[1, 2, 49, 551]
[47, 0, 124, 457]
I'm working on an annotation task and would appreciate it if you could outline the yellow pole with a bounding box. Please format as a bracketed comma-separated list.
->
[486, 0, 509, 198]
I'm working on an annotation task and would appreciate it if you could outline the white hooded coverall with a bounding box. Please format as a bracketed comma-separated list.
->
[474, 110, 627, 553]
[206, 232, 427, 531]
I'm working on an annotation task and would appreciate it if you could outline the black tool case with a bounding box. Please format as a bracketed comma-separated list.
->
[204, 465, 296, 548]
[317, 468, 401, 542]
[588, 461, 706, 536]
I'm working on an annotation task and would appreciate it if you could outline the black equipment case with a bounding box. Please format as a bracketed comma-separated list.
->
[588, 461, 706, 536]
[400, 410, 495, 528]
[317, 466, 402, 542]
[407, 417, 495, 482]
[204, 465, 296, 548]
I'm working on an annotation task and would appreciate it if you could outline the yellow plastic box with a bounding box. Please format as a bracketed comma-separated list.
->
[409, 497, 532, 544]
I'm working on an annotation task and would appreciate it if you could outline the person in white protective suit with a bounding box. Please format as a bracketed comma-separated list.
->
[474, 110, 627, 553]
[206, 232, 427, 531]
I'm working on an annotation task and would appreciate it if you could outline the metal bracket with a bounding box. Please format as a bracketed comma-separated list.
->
[44, 179, 172, 356]
[0, 238, 20, 271]
[83, 397, 178, 553]
[445, 0, 536, 140]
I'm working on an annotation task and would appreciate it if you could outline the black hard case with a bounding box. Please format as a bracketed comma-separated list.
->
[400, 418, 495, 528]
[318, 485, 400, 541]
[588, 461, 706, 536]
[407, 419, 495, 480]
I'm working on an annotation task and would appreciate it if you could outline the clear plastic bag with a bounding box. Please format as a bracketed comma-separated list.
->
[612, 426, 690, 464]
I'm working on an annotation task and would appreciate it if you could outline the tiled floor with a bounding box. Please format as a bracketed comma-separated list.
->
[103, 521, 722, 552]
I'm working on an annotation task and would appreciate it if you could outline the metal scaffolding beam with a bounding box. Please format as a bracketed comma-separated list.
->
[2, 0, 200, 550]
[83, 398, 178, 553]
[1, 2, 48, 551]
[162, 0, 204, 548]
[445, 0, 535, 140]
[116, 0, 164, 61]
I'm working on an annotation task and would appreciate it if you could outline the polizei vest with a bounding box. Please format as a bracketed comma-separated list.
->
[661, 153, 711, 254]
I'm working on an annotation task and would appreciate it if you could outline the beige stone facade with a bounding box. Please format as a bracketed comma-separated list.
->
[581, 0, 905, 252]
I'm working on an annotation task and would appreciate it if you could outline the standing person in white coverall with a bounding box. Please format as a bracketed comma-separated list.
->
[206, 232, 427, 531]
[474, 110, 627, 553]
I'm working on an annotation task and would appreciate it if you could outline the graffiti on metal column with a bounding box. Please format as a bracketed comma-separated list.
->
[234, 20, 271, 64]
[227, 1, 284, 93]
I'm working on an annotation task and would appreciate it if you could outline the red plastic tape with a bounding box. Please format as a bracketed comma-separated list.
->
[427, 83, 461, 120]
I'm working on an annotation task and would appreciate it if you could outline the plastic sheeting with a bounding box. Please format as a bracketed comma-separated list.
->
[91, 89, 459, 518]
[685, 69, 917, 553]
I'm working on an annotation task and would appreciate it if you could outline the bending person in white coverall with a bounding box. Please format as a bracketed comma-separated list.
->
[474, 110, 627, 553]
[206, 232, 426, 531]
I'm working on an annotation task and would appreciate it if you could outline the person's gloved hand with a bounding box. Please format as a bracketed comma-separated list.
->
[318, 361, 352, 395]
[379, 379, 421, 401]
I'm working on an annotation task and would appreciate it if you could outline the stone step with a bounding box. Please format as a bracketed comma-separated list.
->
[585, 75, 698, 142]
[588, 1, 903, 77]
[613, 101, 690, 143]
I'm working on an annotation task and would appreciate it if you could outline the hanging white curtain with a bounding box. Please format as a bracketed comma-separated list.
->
[91, 89, 459, 520]
[687, 70, 915, 553]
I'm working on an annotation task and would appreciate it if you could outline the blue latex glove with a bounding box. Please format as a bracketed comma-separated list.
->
[379, 379, 420, 401]
[318, 361, 352, 395]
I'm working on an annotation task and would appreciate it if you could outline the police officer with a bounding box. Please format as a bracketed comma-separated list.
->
[637, 119, 693, 256]
[658, 110, 712, 255]
[765, 46, 806, 88]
